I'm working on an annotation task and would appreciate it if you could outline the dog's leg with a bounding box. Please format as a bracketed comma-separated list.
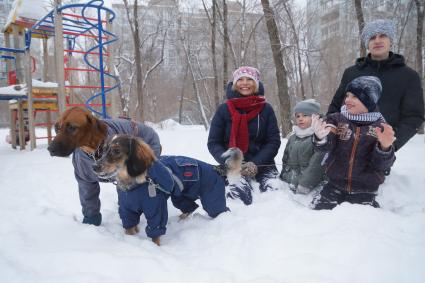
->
[221, 148, 243, 184]
[125, 226, 139, 235]
[152, 236, 161, 246]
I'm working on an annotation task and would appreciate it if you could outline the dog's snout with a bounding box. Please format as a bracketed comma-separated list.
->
[47, 143, 57, 156]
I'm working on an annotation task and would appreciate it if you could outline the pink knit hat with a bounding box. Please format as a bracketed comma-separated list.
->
[232, 66, 260, 92]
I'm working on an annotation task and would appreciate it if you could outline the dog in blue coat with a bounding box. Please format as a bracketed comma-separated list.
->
[92, 134, 242, 245]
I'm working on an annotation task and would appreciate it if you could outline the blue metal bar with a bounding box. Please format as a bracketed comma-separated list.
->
[0, 47, 25, 53]
[97, 5, 107, 118]
[58, 3, 116, 22]
[81, 0, 119, 118]
[0, 55, 16, 60]
[25, 0, 119, 118]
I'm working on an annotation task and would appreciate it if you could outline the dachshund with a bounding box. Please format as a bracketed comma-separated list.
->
[93, 134, 243, 245]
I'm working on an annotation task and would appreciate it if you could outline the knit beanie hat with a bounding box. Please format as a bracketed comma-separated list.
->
[361, 19, 396, 49]
[232, 66, 260, 92]
[345, 76, 382, 111]
[294, 99, 321, 116]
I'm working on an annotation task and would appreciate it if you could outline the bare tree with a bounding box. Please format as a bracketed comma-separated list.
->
[415, 0, 425, 79]
[212, 0, 220, 108]
[397, 0, 415, 53]
[202, 0, 220, 108]
[353, 0, 366, 57]
[261, 0, 291, 136]
[178, 16, 210, 130]
[282, 1, 305, 100]
[123, 0, 144, 121]
[414, 0, 425, 133]
[222, 0, 230, 95]
[178, 64, 189, 124]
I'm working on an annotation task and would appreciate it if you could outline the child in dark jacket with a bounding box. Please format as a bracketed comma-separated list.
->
[311, 76, 396, 209]
[280, 99, 325, 194]
[208, 66, 281, 205]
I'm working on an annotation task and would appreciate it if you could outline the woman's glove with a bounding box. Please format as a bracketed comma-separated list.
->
[241, 161, 258, 178]
[311, 114, 333, 140]
[296, 185, 311, 195]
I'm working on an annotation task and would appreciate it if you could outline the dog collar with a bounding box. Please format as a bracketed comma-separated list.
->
[81, 140, 104, 161]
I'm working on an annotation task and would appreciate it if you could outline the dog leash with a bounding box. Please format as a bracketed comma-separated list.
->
[83, 140, 104, 162]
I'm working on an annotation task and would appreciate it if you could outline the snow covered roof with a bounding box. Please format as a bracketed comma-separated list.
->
[0, 79, 58, 100]
[0, 84, 27, 97]
[4, 0, 51, 31]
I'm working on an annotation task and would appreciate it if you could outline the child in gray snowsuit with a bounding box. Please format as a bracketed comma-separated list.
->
[280, 99, 326, 194]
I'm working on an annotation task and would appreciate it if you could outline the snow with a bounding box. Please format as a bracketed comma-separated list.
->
[1, 125, 425, 283]
[5, 0, 51, 29]
[0, 84, 27, 96]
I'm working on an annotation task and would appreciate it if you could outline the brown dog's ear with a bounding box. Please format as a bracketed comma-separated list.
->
[85, 111, 107, 136]
[126, 138, 147, 177]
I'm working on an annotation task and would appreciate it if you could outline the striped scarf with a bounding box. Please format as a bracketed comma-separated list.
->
[340, 105, 386, 123]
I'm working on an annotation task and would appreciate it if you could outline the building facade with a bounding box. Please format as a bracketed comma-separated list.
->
[0, 0, 14, 46]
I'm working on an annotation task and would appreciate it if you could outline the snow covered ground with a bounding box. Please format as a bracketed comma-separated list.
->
[1, 124, 425, 283]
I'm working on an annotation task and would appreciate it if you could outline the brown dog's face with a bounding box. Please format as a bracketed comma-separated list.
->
[47, 107, 104, 157]
[92, 135, 156, 188]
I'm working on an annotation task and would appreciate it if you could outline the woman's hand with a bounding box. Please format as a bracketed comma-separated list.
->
[375, 123, 395, 151]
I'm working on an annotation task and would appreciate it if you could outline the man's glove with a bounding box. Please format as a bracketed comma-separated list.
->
[311, 114, 332, 140]
[241, 161, 258, 178]
[82, 213, 102, 226]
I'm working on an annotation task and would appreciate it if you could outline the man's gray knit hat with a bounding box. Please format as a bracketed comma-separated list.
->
[361, 19, 396, 48]
[294, 99, 321, 116]
[345, 76, 382, 111]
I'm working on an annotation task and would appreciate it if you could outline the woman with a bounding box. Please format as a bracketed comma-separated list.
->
[208, 66, 281, 205]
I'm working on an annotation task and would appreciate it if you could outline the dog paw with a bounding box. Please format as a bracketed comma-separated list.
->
[152, 237, 161, 246]
[125, 226, 139, 235]
[179, 212, 193, 221]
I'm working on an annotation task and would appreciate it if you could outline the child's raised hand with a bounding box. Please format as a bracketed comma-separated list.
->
[375, 123, 395, 151]
[311, 114, 334, 140]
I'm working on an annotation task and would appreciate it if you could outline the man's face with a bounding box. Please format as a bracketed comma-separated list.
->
[368, 34, 391, 60]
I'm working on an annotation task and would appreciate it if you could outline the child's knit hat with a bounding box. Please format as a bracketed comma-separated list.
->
[361, 19, 396, 49]
[345, 76, 382, 111]
[294, 99, 321, 116]
[232, 66, 260, 92]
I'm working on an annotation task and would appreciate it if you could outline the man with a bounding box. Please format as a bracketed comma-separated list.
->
[328, 19, 424, 151]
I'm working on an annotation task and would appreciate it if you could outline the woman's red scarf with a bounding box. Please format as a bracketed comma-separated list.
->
[226, 96, 266, 153]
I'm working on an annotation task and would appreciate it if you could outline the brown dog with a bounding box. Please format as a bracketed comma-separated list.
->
[47, 107, 162, 231]
[48, 107, 107, 157]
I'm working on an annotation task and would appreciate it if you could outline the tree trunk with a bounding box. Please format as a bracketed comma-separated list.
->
[123, 0, 144, 121]
[306, 52, 316, 98]
[182, 44, 209, 130]
[260, 0, 291, 136]
[414, 0, 425, 134]
[133, 3, 143, 121]
[178, 15, 210, 130]
[222, 0, 229, 99]
[179, 64, 189, 124]
[212, 0, 220, 108]
[283, 2, 305, 100]
[415, 0, 424, 79]
[354, 0, 366, 57]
